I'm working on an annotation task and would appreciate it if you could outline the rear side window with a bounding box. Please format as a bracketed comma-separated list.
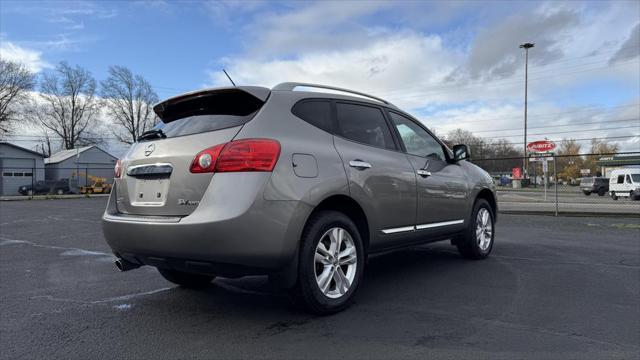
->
[148, 90, 264, 140]
[335, 102, 395, 150]
[291, 100, 332, 132]
[617, 175, 624, 184]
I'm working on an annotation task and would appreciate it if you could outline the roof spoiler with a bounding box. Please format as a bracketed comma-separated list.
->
[153, 86, 270, 118]
[272, 82, 393, 106]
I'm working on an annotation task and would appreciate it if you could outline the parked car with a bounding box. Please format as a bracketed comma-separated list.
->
[18, 179, 71, 195]
[102, 83, 498, 314]
[609, 169, 640, 200]
[580, 177, 609, 196]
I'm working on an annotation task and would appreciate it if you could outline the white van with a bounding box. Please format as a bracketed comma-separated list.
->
[609, 168, 640, 200]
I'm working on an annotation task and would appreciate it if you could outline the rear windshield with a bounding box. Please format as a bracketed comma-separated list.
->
[147, 90, 264, 140]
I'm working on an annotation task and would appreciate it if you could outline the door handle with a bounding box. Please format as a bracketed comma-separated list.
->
[349, 160, 372, 169]
[416, 169, 432, 177]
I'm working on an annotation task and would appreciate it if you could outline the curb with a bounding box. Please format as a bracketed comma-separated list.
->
[499, 210, 640, 218]
[0, 194, 110, 201]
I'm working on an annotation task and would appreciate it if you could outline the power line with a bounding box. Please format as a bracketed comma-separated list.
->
[386, 58, 639, 100]
[474, 151, 640, 161]
[471, 118, 640, 134]
[477, 125, 640, 139]
[475, 135, 638, 146]
[429, 103, 640, 126]
[146, 45, 640, 99]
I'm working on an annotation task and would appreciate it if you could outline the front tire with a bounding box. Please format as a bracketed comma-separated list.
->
[611, 192, 618, 201]
[583, 191, 591, 196]
[291, 211, 365, 315]
[457, 199, 495, 260]
[158, 268, 214, 288]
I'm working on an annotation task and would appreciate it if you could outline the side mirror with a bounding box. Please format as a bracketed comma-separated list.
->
[453, 144, 470, 162]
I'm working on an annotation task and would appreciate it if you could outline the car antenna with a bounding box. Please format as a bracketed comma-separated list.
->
[223, 69, 236, 87]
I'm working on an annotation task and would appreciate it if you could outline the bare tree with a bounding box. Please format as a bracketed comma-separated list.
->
[557, 138, 583, 181]
[445, 128, 486, 158]
[33, 62, 100, 149]
[0, 59, 35, 137]
[584, 138, 620, 176]
[101, 65, 159, 144]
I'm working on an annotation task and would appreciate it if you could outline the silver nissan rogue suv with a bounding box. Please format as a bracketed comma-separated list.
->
[102, 82, 497, 314]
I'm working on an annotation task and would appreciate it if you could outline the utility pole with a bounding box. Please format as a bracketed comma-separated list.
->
[520, 42, 534, 182]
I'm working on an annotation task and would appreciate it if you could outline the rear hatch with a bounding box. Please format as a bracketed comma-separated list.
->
[115, 87, 269, 216]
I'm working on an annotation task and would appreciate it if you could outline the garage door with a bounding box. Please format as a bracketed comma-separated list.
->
[1, 159, 35, 195]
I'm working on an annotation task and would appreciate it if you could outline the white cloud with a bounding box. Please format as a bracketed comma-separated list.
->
[204, 1, 639, 152]
[0, 41, 51, 73]
[209, 31, 464, 110]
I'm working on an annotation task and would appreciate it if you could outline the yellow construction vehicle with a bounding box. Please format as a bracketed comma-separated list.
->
[72, 171, 113, 194]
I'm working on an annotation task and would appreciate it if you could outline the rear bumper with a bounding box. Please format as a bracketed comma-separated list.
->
[102, 174, 312, 275]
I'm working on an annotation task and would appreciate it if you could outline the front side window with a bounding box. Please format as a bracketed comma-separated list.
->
[626, 175, 632, 184]
[389, 112, 445, 161]
[335, 103, 396, 150]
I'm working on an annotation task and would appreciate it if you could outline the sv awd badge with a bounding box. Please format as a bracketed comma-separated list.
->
[178, 199, 200, 206]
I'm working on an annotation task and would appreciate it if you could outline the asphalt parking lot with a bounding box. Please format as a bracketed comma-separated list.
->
[1, 198, 639, 359]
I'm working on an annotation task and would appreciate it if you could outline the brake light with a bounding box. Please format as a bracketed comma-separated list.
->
[114, 159, 122, 178]
[190, 139, 280, 173]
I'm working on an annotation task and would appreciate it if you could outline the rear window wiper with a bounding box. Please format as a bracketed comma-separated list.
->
[138, 128, 167, 142]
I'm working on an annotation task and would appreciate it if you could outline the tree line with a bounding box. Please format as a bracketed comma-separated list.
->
[443, 128, 620, 180]
[0, 58, 622, 173]
[0, 59, 159, 155]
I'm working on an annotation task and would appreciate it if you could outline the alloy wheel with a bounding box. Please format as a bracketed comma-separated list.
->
[314, 227, 358, 299]
[476, 208, 493, 251]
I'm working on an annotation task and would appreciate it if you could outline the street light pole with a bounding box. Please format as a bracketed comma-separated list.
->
[520, 42, 534, 183]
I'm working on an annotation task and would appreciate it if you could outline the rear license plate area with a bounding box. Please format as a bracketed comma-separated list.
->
[131, 179, 170, 206]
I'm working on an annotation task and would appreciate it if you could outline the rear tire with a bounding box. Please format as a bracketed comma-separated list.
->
[457, 199, 495, 260]
[611, 192, 618, 201]
[290, 211, 365, 315]
[597, 188, 605, 196]
[158, 268, 214, 288]
[583, 191, 591, 196]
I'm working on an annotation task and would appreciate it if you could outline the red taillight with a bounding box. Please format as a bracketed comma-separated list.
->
[190, 139, 281, 173]
[114, 159, 122, 178]
[190, 143, 225, 173]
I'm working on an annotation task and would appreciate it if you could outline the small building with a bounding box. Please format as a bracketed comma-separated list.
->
[45, 146, 117, 187]
[0, 142, 46, 195]
[596, 154, 640, 178]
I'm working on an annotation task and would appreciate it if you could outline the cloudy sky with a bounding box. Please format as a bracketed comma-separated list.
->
[1, 0, 639, 155]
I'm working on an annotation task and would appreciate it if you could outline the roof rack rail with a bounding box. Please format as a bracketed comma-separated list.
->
[272, 82, 392, 106]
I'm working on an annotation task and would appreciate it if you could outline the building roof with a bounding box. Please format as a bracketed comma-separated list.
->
[0, 142, 45, 158]
[44, 145, 117, 164]
[596, 154, 640, 167]
[44, 146, 92, 164]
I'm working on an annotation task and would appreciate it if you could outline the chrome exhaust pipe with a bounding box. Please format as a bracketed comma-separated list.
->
[115, 258, 141, 272]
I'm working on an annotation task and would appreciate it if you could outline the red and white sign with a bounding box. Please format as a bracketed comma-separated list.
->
[527, 140, 556, 153]
[512, 167, 522, 179]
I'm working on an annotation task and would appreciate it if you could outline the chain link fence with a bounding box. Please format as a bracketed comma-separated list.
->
[473, 153, 640, 216]
[0, 166, 114, 197]
[2, 156, 639, 216]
